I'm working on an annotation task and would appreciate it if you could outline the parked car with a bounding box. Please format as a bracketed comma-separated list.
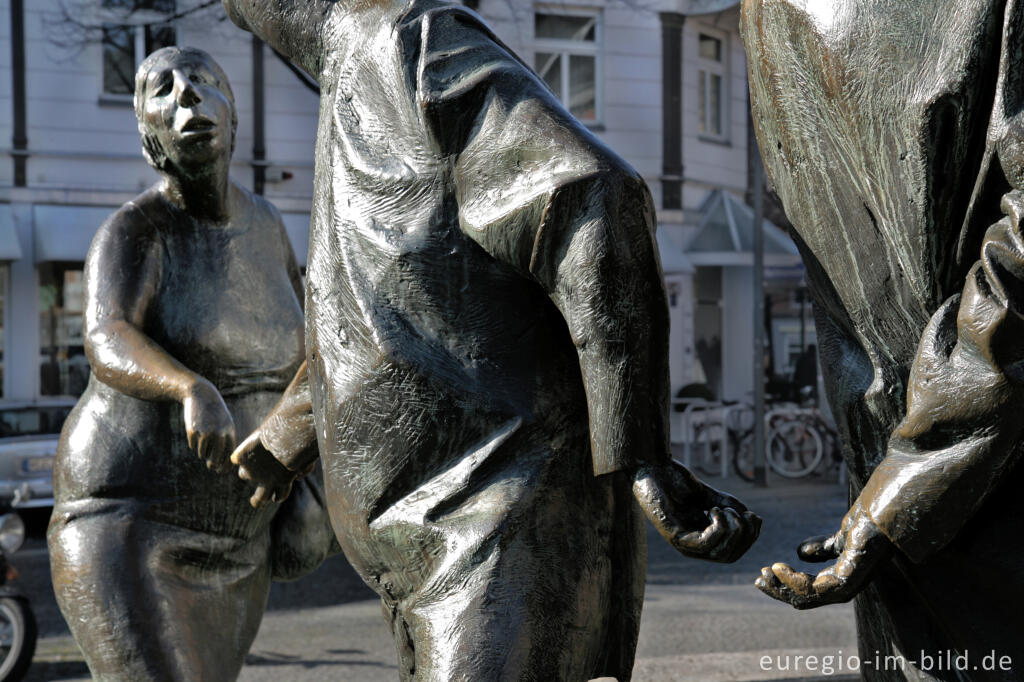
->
[0, 402, 76, 509]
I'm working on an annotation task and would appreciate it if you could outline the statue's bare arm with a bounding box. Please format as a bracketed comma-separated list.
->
[84, 205, 236, 470]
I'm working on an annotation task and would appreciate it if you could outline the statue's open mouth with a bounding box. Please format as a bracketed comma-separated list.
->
[181, 117, 216, 135]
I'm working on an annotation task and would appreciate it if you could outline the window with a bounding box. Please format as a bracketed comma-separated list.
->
[534, 10, 601, 124]
[39, 264, 89, 398]
[697, 30, 727, 140]
[101, 0, 177, 96]
[0, 265, 5, 399]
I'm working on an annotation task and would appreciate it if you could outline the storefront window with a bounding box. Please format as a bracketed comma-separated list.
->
[39, 263, 89, 397]
[0, 265, 6, 398]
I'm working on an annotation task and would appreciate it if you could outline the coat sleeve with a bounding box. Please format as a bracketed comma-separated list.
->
[859, 190, 1024, 562]
[221, 0, 329, 77]
[411, 6, 671, 475]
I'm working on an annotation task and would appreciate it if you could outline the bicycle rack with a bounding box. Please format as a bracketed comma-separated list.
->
[676, 400, 710, 470]
[717, 403, 742, 478]
[673, 400, 737, 478]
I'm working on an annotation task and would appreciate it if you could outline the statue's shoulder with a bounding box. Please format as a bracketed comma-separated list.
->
[249, 189, 283, 223]
[100, 186, 165, 239]
[239, 187, 290, 248]
[87, 185, 166, 266]
[396, 0, 529, 89]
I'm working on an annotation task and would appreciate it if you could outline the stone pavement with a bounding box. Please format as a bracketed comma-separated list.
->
[25, 474, 859, 681]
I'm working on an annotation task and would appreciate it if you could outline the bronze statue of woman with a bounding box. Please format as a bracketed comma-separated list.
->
[47, 46, 332, 681]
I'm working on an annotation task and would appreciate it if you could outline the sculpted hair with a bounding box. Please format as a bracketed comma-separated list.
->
[133, 46, 239, 171]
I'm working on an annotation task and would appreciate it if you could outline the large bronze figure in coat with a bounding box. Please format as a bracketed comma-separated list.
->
[221, 0, 761, 679]
[743, 0, 1024, 678]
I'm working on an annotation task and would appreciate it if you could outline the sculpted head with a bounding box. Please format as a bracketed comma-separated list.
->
[134, 47, 238, 175]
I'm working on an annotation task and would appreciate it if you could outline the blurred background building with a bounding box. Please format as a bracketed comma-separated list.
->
[0, 0, 812, 410]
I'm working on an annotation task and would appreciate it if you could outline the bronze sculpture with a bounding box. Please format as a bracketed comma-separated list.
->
[743, 0, 1024, 677]
[47, 47, 334, 681]
[220, 0, 761, 679]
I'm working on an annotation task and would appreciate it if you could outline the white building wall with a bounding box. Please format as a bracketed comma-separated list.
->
[720, 265, 753, 401]
[13, 6, 292, 197]
[682, 10, 748, 197]
[23, 6, 150, 191]
[476, 0, 665, 198]
[262, 47, 318, 210]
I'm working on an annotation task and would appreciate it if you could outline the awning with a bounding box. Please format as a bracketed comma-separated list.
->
[684, 189, 802, 268]
[679, 0, 739, 15]
[33, 205, 111, 263]
[657, 230, 695, 274]
[280, 212, 310, 267]
[0, 206, 24, 261]
[32, 204, 311, 266]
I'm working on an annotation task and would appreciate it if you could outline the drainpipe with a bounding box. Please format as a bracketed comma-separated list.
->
[659, 12, 685, 210]
[752, 141, 767, 486]
[11, 0, 27, 187]
[252, 36, 266, 196]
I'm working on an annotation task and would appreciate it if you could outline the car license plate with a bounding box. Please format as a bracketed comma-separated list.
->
[23, 456, 54, 473]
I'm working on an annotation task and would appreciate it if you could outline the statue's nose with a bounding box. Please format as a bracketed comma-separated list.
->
[173, 70, 202, 107]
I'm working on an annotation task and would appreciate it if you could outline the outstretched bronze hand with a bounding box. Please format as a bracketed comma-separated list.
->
[755, 500, 892, 609]
[230, 431, 299, 508]
[633, 459, 761, 562]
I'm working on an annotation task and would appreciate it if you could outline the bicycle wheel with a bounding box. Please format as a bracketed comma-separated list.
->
[692, 422, 725, 476]
[731, 429, 756, 482]
[815, 419, 842, 469]
[767, 420, 823, 478]
[0, 596, 36, 682]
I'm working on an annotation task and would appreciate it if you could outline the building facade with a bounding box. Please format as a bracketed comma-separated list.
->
[0, 0, 802, 410]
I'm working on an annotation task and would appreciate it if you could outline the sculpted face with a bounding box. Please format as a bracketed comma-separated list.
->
[135, 48, 236, 173]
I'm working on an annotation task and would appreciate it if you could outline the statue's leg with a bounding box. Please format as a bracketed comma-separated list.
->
[49, 504, 271, 682]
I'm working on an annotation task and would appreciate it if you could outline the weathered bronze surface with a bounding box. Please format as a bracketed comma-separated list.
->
[743, 0, 1024, 677]
[221, 1, 760, 679]
[47, 47, 334, 681]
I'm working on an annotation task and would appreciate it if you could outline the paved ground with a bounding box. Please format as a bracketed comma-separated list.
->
[18, 468, 858, 681]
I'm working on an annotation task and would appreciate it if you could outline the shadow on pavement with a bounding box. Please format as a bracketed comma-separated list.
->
[23, 659, 90, 681]
[245, 651, 395, 669]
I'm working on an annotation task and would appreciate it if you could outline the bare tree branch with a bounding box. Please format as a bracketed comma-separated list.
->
[43, 0, 226, 57]
[42, 0, 323, 97]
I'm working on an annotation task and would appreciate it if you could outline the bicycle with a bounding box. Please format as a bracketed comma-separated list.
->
[732, 402, 836, 481]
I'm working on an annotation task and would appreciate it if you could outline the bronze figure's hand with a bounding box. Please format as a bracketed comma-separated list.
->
[633, 459, 761, 563]
[182, 378, 237, 473]
[231, 431, 296, 508]
[755, 502, 892, 609]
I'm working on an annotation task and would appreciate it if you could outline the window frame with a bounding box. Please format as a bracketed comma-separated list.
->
[532, 6, 604, 127]
[97, 3, 178, 103]
[695, 25, 729, 143]
[0, 264, 7, 400]
[38, 262, 89, 399]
